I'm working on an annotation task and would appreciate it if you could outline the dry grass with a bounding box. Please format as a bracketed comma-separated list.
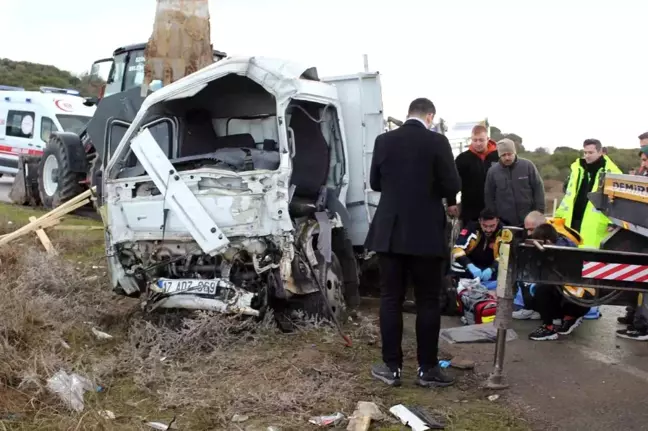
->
[0, 204, 531, 431]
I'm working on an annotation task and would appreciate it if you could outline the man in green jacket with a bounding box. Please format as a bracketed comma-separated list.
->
[555, 138, 622, 249]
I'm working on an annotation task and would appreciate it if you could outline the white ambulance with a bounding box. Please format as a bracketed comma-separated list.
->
[0, 85, 96, 176]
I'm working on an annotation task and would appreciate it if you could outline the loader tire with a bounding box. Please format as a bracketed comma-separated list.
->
[38, 135, 84, 209]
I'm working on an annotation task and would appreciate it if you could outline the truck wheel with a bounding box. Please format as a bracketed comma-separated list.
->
[289, 252, 347, 322]
[38, 135, 84, 208]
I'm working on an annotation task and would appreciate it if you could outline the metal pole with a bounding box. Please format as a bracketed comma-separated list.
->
[484, 228, 518, 389]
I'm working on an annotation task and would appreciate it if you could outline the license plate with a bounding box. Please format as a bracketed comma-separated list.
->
[156, 278, 219, 295]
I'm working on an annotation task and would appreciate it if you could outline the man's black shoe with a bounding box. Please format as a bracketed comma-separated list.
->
[415, 365, 455, 388]
[617, 313, 634, 325]
[371, 363, 402, 387]
[616, 326, 648, 341]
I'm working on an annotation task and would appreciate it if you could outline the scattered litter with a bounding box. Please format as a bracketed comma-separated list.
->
[59, 339, 71, 349]
[92, 327, 113, 340]
[98, 410, 116, 420]
[145, 417, 177, 430]
[46, 370, 95, 412]
[439, 360, 451, 368]
[389, 404, 445, 430]
[488, 394, 500, 401]
[439, 323, 518, 344]
[309, 412, 345, 426]
[449, 358, 475, 370]
[232, 414, 249, 423]
[347, 401, 385, 431]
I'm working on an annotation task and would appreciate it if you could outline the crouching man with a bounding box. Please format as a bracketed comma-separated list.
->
[450, 209, 502, 283]
[528, 223, 593, 341]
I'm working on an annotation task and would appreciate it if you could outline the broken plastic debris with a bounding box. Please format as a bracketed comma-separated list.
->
[46, 370, 95, 412]
[92, 327, 113, 340]
[309, 412, 344, 426]
[98, 410, 116, 420]
[438, 360, 451, 368]
[488, 394, 500, 401]
[145, 419, 177, 430]
[231, 414, 249, 422]
[389, 404, 431, 431]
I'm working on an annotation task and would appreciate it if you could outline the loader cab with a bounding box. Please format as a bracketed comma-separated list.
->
[89, 43, 228, 100]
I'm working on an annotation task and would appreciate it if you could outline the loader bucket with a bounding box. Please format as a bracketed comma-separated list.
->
[10, 156, 42, 206]
[141, 0, 214, 96]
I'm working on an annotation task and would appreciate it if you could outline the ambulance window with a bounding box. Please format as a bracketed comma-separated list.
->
[6, 110, 35, 139]
[41, 117, 57, 142]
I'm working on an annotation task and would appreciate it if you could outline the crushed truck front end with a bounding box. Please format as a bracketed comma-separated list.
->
[101, 57, 354, 318]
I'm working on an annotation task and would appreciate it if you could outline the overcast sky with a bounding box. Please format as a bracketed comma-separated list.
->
[2, 0, 645, 150]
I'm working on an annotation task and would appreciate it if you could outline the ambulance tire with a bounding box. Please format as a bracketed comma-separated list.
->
[38, 135, 84, 209]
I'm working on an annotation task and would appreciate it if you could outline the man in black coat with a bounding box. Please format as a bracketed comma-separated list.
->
[365, 98, 461, 388]
[448, 124, 500, 226]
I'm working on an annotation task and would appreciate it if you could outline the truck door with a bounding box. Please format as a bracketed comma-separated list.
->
[320, 72, 385, 247]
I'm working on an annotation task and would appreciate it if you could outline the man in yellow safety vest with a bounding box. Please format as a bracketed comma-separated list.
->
[555, 139, 622, 249]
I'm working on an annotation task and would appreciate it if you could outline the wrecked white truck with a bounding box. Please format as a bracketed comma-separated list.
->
[93, 57, 385, 320]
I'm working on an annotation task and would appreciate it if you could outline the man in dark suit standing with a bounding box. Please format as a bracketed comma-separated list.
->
[365, 98, 461, 388]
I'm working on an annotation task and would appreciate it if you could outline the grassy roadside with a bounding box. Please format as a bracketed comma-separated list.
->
[0, 202, 531, 430]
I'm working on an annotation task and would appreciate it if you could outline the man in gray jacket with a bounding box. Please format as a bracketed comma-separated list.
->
[484, 138, 545, 226]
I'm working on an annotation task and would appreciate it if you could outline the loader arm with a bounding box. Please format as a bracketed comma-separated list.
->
[142, 0, 215, 96]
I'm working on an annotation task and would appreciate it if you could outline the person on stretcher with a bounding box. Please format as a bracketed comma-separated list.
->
[450, 208, 502, 283]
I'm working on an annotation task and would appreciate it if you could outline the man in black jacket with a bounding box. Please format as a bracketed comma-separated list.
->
[448, 125, 499, 226]
[365, 98, 461, 388]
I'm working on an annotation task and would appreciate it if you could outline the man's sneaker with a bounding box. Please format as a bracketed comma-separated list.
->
[529, 325, 559, 341]
[616, 327, 648, 341]
[557, 316, 584, 335]
[513, 309, 541, 320]
[371, 363, 401, 387]
[415, 365, 455, 388]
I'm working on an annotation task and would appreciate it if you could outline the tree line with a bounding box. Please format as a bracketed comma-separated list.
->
[0, 58, 100, 97]
[490, 126, 640, 181]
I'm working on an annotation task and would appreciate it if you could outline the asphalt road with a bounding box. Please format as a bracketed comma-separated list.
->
[434, 306, 648, 431]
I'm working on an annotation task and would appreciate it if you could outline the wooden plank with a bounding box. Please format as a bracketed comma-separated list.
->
[0, 196, 91, 247]
[28, 216, 56, 255]
[0, 217, 62, 240]
[53, 225, 104, 231]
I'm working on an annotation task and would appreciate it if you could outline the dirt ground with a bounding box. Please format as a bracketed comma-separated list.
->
[0, 204, 532, 431]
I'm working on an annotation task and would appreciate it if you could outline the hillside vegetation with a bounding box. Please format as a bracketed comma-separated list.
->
[0, 58, 98, 96]
[490, 125, 641, 180]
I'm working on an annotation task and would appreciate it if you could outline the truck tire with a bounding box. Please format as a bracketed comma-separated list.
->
[38, 135, 84, 208]
[288, 252, 347, 322]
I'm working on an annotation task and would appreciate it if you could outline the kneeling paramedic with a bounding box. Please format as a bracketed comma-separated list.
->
[450, 209, 502, 283]
[527, 223, 593, 341]
[514, 211, 584, 320]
